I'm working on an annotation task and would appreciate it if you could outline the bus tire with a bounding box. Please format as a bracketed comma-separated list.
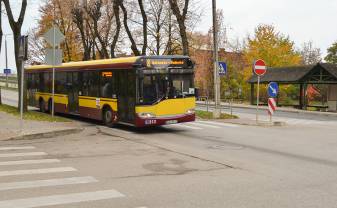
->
[103, 107, 115, 127]
[39, 99, 45, 113]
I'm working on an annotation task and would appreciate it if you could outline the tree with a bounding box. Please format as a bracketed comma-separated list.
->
[111, 0, 121, 58]
[0, 0, 3, 57]
[300, 41, 321, 65]
[118, 0, 140, 56]
[3, 0, 28, 111]
[243, 24, 302, 102]
[325, 41, 337, 64]
[71, 4, 92, 60]
[168, 0, 190, 55]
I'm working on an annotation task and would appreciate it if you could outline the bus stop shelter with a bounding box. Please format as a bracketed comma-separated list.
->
[248, 63, 337, 111]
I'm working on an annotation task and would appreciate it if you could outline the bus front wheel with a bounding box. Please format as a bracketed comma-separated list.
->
[103, 108, 115, 127]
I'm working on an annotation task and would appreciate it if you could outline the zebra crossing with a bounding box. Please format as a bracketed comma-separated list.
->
[167, 120, 239, 130]
[0, 145, 140, 208]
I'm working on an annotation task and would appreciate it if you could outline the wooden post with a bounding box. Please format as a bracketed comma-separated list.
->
[250, 83, 255, 105]
[303, 83, 307, 110]
[299, 83, 303, 109]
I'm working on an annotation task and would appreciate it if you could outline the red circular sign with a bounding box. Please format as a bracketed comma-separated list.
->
[253, 59, 267, 76]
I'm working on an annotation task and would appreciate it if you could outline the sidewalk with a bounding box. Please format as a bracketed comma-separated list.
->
[214, 118, 286, 127]
[197, 100, 337, 117]
[0, 111, 82, 141]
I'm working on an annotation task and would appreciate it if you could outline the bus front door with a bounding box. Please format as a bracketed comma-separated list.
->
[117, 71, 135, 123]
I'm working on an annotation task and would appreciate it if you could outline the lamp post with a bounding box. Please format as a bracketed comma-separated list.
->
[212, 0, 221, 118]
[4, 34, 12, 88]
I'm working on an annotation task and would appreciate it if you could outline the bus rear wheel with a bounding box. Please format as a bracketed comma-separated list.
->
[103, 108, 115, 127]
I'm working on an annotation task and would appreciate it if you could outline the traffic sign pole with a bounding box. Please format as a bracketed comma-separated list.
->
[253, 59, 267, 123]
[52, 26, 56, 118]
[256, 76, 260, 122]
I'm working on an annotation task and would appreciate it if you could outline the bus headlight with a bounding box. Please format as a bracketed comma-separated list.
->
[186, 109, 195, 114]
[138, 112, 156, 118]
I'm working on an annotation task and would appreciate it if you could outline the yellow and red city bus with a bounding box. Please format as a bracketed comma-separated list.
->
[26, 56, 196, 127]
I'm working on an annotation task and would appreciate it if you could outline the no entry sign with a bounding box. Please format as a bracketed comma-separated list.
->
[253, 59, 267, 76]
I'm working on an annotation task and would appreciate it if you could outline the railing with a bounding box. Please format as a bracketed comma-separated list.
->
[196, 96, 234, 116]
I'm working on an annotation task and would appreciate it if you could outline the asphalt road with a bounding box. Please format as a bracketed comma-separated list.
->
[2, 89, 337, 207]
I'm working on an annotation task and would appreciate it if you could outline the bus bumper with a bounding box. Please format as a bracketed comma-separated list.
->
[135, 113, 195, 127]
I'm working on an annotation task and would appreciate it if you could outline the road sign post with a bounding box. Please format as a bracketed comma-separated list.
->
[267, 82, 279, 122]
[43, 26, 65, 118]
[18, 35, 28, 133]
[253, 59, 267, 123]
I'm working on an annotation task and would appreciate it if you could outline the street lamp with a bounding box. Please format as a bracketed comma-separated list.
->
[212, 0, 221, 118]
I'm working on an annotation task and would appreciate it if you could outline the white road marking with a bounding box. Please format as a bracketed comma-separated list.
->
[0, 146, 35, 151]
[170, 124, 202, 130]
[0, 189, 125, 208]
[197, 121, 239, 128]
[189, 122, 221, 129]
[0, 159, 60, 166]
[0, 176, 98, 191]
[0, 167, 76, 177]
[0, 152, 47, 158]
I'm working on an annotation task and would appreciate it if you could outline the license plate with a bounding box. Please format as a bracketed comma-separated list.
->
[166, 120, 178, 125]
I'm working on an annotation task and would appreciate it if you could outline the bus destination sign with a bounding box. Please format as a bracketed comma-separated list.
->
[146, 59, 186, 68]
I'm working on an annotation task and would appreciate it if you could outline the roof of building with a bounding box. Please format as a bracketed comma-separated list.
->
[248, 63, 337, 84]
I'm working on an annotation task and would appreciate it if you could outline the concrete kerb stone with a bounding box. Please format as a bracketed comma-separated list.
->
[211, 119, 287, 127]
[196, 101, 337, 118]
[4, 127, 84, 141]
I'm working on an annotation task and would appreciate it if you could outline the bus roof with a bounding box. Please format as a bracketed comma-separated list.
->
[26, 56, 140, 71]
[25, 55, 191, 72]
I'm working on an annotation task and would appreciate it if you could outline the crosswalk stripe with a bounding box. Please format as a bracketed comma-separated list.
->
[0, 159, 60, 166]
[0, 189, 125, 208]
[0, 167, 76, 177]
[0, 146, 35, 151]
[170, 124, 202, 130]
[189, 122, 221, 129]
[0, 152, 47, 158]
[197, 121, 239, 128]
[0, 176, 98, 191]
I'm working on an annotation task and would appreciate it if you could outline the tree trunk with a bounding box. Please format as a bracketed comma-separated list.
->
[168, 0, 190, 55]
[0, 1, 3, 57]
[138, 0, 147, 55]
[3, 0, 28, 111]
[118, 0, 140, 56]
[111, 0, 121, 58]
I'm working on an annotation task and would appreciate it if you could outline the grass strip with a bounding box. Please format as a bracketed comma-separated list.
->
[0, 104, 70, 122]
[196, 110, 238, 119]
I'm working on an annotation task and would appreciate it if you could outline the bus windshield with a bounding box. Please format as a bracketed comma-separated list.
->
[138, 73, 194, 105]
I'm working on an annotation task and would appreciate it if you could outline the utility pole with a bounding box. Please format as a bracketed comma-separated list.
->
[5, 34, 9, 88]
[212, 0, 221, 118]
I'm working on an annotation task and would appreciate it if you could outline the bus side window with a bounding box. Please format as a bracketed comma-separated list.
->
[100, 71, 113, 98]
[39, 73, 44, 92]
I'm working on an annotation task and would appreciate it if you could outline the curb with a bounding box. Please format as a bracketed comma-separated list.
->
[5, 128, 84, 141]
[222, 121, 287, 127]
[196, 102, 337, 117]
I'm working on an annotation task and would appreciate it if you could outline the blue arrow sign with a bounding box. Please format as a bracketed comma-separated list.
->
[3, 69, 11, 75]
[268, 82, 279, 98]
[218, 62, 227, 76]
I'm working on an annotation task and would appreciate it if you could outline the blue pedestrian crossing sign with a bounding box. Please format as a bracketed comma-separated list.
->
[218, 62, 227, 76]
[268, 82, 279, 98]
[3, 68, 11, 75]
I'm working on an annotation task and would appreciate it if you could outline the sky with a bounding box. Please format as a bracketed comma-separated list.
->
[1, 0, 337, 73]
